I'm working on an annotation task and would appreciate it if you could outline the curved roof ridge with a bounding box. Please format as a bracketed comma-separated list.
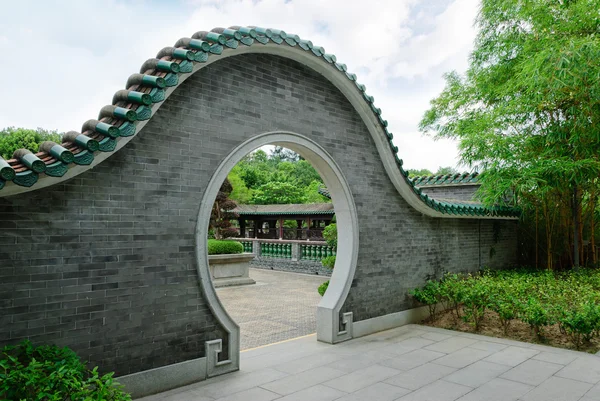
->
[0, 26, 518, 219]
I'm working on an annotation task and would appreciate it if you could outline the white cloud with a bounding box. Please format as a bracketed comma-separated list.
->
[0, 0, 478, 172]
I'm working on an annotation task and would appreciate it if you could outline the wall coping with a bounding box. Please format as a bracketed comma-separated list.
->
[208, 253, 256, 264]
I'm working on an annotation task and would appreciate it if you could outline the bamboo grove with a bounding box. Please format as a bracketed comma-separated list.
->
[420, 0, 600, 269]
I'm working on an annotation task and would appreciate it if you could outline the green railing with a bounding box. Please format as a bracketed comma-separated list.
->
[260, 242, 292, 259]
[240, 241, 253, 253]
[300, 244, 335, 261]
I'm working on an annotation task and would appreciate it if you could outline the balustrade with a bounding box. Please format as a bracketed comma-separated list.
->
[240, 241, 253, 253]
[260, 241, 292, 259]
[300, 244, 335, 261]
[232, 239, 335, 262]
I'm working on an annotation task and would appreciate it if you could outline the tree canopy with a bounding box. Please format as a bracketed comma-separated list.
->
[0, 127, 62, 160]
[406, 166, 459, 178]
[227, 147, 329, 205]
[420, 0, 600, 269]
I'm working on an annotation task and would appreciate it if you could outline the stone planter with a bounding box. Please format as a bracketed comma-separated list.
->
[208, 253, 256, 288]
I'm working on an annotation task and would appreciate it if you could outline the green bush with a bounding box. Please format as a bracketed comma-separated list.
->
[0, 340, 131, 401]
[322, 224, 337, 249]
[318, 280, 329, 296]
[411, 280, 441, 319]
[207, 239, 243, 255]
[321, 255, 336, 269]
[411, 268, 600, 348]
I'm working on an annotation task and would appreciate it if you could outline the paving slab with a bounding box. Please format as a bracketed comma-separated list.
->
[260, 366, 345, 395]
[138, 324, 600, 401]
[555, 356, 600, 384]
[455, 378, 533, 401]
[520, 376, 592, 401]
[384, 362, 456, 390]
[213, 387, 279, 401]
[323, 364, 401, 393]
[333, 382, 411, 401]
[379, 348, 446, 371]
[444, 360, 511, 388]
[396, 379, 472, 401]
[500, 359, 563, 386]
[271, 384, 346, 401]
[532, 350, 578, 365]
[424, 336, 478, 353]
[482, 346, 540, 367]
[434, 347, 492, 369]
[469, 340, 509, 353]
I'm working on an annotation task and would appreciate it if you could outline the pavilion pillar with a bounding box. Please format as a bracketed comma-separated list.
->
[296, 220, 303, 240]
[254, 219, 259, 238]
[239, 218, 246, 238]
[306, 217, 311, 241]
[278, 217, 284, 240]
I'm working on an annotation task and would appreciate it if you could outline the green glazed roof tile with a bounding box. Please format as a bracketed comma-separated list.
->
[45, 161, 69, 177]
[118, 122, 136, 137]
[98, 138, 117, 152]
[73, 150, 94, 166]
[13, 171, 38, 187]
[194, 51, 209, 62]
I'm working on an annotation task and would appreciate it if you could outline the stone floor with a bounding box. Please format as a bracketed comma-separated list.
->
[216, 268, 328, 350]
[139, 324, 600, 401]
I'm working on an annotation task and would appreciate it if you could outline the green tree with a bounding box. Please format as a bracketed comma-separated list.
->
[435, 166, 458, 176]
[231, 147, 327, 205]
[302, 180, 330, 203]
[420, 0, 600, 269]
[250, 181, 306, 204]
[0, 127, 62, 160]
[228, 166, 253, 203]
[407, 168, 433, 178]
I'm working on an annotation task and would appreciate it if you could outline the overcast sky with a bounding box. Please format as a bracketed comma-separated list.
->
[0, 0, 479, 172]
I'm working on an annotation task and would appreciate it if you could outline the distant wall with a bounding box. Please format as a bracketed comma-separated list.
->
[420, 184, 480, 202]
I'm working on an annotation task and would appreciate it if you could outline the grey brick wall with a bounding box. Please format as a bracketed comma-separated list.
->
[0, 53, 517, 375]
[420, 185, 480, 202]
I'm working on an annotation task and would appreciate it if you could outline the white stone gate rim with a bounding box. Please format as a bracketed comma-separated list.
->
[196, 131, 359, 376]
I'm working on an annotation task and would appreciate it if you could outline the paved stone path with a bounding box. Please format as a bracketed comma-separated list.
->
[216, 268, 328, 350]
[139, 324, 600, 401]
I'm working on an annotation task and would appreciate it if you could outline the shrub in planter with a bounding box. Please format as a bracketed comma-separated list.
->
[318, 280, 329, 296]
[0, 340, 131, 401]
[207, 239, 243, 255]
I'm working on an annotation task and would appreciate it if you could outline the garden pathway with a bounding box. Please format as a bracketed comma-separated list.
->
[139, 324, 600, 401]
[216, 268, 328, 350]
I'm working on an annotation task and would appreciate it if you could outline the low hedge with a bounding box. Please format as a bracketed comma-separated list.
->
[411, 268, 600, 349]
[0, 341, 131, 400]
[207, 239, 243, 255]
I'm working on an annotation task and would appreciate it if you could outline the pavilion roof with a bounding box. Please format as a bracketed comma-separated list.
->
[234, 203, 334, 216]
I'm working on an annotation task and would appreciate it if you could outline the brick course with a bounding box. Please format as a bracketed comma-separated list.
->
[0, 53, 517, 376]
